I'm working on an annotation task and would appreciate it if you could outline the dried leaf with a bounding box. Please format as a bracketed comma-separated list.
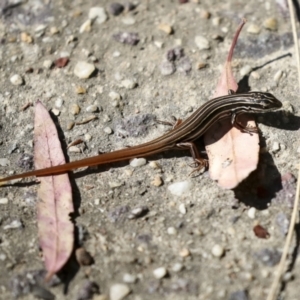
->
[34, 101, 74, 280]
[204, 19, 259, 189]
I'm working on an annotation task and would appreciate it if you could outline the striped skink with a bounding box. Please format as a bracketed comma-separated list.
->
[0, 91, 282, 183]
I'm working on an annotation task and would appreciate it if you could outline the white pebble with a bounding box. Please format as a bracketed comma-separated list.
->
[123, 273, 137, 283]
[247, 24, 261, 34]
[79, 19, 92, 33]
[69, 146, 81, 153]
[4, 220, 22, 230]
[10, 74, 23, 85]
[51, 108, 60, 116]
[84, 134, 92, 141]
[240, 65, 252, 77]
[0, 198, 8, 204]
[172, 263, 183, 272]
[121, 79, 137, 89]
[88, 7, 108, 24]
[0, 253, 7, 261]
[43, 60, 53, 69]
[168, 181, 192, 196]
[247, 207, 256, 219]
[55, 98, 64, 108]
[109, 91, 121, 100]
[74, 61, 95, 79]
[86, 105, 98, 112]
[130, 158, 147, 167]
[194, 35, 210, 50]
[103, 127, 113, 134]
[211, 244, 224, 257]
[0, 158, 9, 166]
[153, 267, 168, 279]
[251, 71, 260, 80]
[179, 203, 187, 214]
[274, 70, 283, 85]
[167, 227, 177, 235]
[110, 283, 131, 300]
[154, 41, 163, 48]
[271, 141, 280, 152]
[113, 51, 121, 57]
[122, 17, 135, 25]
[94, 198, 100, 205]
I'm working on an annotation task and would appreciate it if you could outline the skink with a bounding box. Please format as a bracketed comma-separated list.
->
[0, 91, 282, 183]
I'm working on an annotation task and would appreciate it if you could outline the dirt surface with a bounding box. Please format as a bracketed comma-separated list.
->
[0, 1, 299, 300]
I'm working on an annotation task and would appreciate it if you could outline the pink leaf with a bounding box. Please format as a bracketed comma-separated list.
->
[204, 19, 259, 189]
[34, 101, 74, 280]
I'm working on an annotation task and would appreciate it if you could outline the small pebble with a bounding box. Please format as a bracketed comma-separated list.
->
[168, 181, 192, 196]
[274, 70, 283, 85]
[154, 41, 163, 48]
[76, 86, 87, 94]
[160, 61, 176, 76]
[10, 74, 23, 85]
[153, 267, 168, 279]
[172, 263, 183, 272]
[113, 32, 139, 45]
[263, 17, 278, 31]
[130, 158, 147, 167]
[149, 161, 161, 169]
[121, 79, 137, 89]
[75, 247, 94, 266]
[247, 207, 256, 219]
[123, 273, 137, 283]
[104, 127, 113, 134]
[20, 32, 33, 43]
[67, 122, 75, 130]
[69, 146, 81, 153]
[122, 17, 135, 25]
[177, 57, 192, 73]
[110, 284, 131, 300]
[196, 62, 207, 69]
[128, 206, 149, 219]
[94, 198, 100, 205]
[43, 60, 53, 69]
[212, 17, 221, 26]
[247, 24, 261, 34]
[4, 220, 22, 230]
[0, 198, 8, 205]
[86, 105, 98, 113]
[88, 7, 108, 24]
[194, 35, 210, 50]
[109, 3, 124, 16]
[70, 104, 81, 115]
[211, 244, 224, 257]
[251, 71, 260, 79]
[74, 61, 95, 79]
[151, 175, 163, 187]
[51, 108, 60, 116]
[50, 26, 59, 35]
[167, 227, 177, 235]
[79, 19, 92, 33]
[179, 248, 190, 257]
[178, 203, 187, 214]
[0, 158, 9, 166]
[240, 65, 252, 77]
[199, 9, 211, 19]
[272, 141, 280, 153]
[109, 91, 121, 100]
[158, 23, 173, 34]
[55, 98, 64, 108]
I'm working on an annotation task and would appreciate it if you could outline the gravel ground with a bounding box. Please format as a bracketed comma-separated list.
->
[0, 1, 299, 300]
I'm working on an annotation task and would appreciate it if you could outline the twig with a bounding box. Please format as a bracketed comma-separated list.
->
[266, 1, 300, 299]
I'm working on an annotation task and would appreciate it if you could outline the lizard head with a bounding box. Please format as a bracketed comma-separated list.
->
[250, 92, 282, 111]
